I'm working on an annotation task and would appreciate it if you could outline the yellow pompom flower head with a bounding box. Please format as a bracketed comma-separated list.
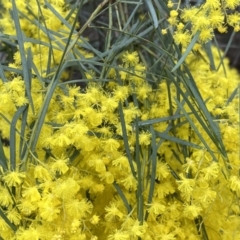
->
[121, 51, 139, 67]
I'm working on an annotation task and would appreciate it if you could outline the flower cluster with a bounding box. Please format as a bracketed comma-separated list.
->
[166, 0, 240, 44]
[0, 0, 239, 240]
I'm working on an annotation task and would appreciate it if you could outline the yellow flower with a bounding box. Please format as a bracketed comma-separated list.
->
[120, 174, 137, 190]
[200, 162, 219, 180]
[156, 162, 170, 180]
[5, 76, 25, 93]
[217, 25, 227, 33]
[183, 204, 202, 219]
[3, 171, 26, 187]
[38, 200, 60, 222]
[108, 230, 129, 240]
[0, 186, 13, 207]
[161, 29, 168, 35]
[204, 0, 221, 9]
[105, 202, 124, 221]
[54, 177, 80, 199]
[174, 30, 191, 47]
[113, 86, 129, 101]
[225, 0, 240, 9]
[192, 15, 211, 31]
[177, 173, 195, 194]
[147, 201, 166, 215]
[227, 13, 240, 27]
[139, 131, 152, 146]
[22, 186, 41, 202]
[52, 132, 72, 147]
[71, 218, 81, 233]
[85, 70, 96, 80]
[112, 156, 130, 170]
[182, 157, 198, 174]
[51, 156, 69, 175]
[14, 96, 29, 106]
[129, 220, 146, 238]
[199, 28, 214, 43]
[34, 165, 53, 182]
[170, 10, 178, 18]
[7, 208, 21, 225]
[102, 138, 120, 152]
[122, 51, 139, 67]
[0, 217, 10, 231]
[137, 84, 152, 100]
[101, 171, 114, 184]
[167, 1, 174, 8]
[65, 198, 93, 218]
[229, 175, 240, 192]
[119, 67, 128, 81]
[18, 199, 38, 216]
[209, 10, 224, 28]
[16, 227, 40, 239]
[90, 214, 100, 225]
[181, 7, 199, 22]
[197, 187, 217, 204]
[108, 68, 116, 78]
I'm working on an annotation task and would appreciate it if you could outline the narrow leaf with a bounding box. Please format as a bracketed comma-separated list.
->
[0, 208, 17, 232]
[113, 182, 132, 213]
[10, 106, 27, 170]
[11, 0, 34, 111]
[118, 102, 136, 177]
[145, 0, 159, 28]
[0, 138, 8, 171]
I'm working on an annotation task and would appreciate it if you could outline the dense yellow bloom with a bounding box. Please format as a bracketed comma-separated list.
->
[22, 186, 41, 202]
[0, 186, 13, 207]
[156, 162, 170, 180]
[182, 157, 198, 174]
[113, 86, 129, 101]
[101, 171, 114, 184]
[173, 30, 191, 47]
[209, 10, 224, 28]
[204, 0, 221, 9]
[229, 175, 240, 192]
[139, 131, 152, 145]
[105, 202, 124, 221]
[0, 0, 240, 238]
[3, 171, 26, 187]
[227, 13, 240, 27]
[16, 227, 40, 240]
[120, 174, 137, 190]
[53, 177, 80, 199]
[0, 217, 11, 231]
[137, 84, 152, 100]
[200, 162, 219, 180]
[183, 204, 202, 219]
[181, 7, 199, 22]
[199, 28, 214, 43]
[90, 214, 100, 225]
[147, 201, 166, 215]
[65, 198, 93, 218]
[121, 51, 139, 67]
[108, 230, 129, 240]
[18, 199, 38, 216]
[225, 0, 240, 9]
[129, 220, 147, 238]
[51, 157, 69, 175]
[177, 173, 195, 194]
[7, 208, 21, 225]
[38, 201, 60, 221]
[34, 165, 53, 182]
